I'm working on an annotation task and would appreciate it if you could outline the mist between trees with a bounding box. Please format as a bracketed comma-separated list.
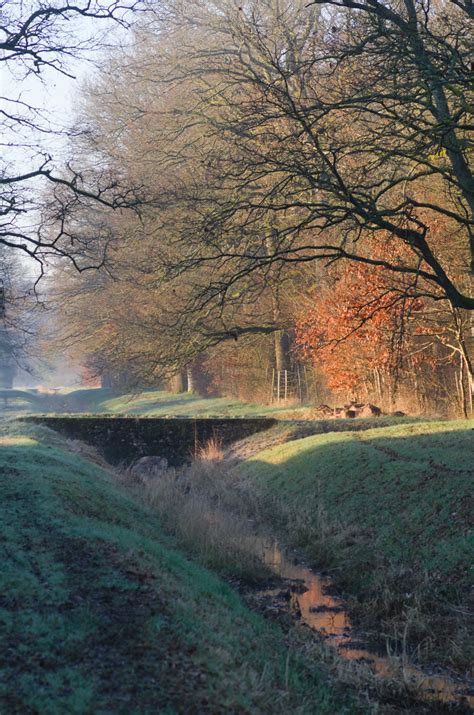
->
[2, 1, 473, 415]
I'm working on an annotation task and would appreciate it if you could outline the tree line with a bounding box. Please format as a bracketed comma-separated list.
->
[3, 1, 473, 414]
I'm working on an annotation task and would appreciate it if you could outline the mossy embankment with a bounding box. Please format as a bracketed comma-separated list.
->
[0, 421, 358, 714]
[235, 419, 474, 670]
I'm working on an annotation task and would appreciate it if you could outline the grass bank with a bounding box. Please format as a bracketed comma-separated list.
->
[4, 387, 302, 418]
[84, 388, 286, 416]
[235, 419, 474, 671]
[0, 420, 358, 714]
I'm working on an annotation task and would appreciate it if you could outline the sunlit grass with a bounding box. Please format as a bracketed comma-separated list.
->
[95, 389, 295, 417]
[0, 435, 37, 447]
[3, 386, 311, 418]
[236, 417, 474, 668]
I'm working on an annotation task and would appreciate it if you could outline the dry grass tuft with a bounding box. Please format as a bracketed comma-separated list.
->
[125, 441, 270, 582]
[195, 435, 224, 462]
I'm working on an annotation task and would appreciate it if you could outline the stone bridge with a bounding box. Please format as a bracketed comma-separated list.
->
[23, 416, 277, 466]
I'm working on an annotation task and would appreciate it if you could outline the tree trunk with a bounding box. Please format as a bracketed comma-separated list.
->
[169, 371, 185, 393]
[186, 364, 196, 394]
[274, 330, 291, 373]
[459, 357, 469, 419]
[265, 223, 292, 374]
[451, 306, 473, 415]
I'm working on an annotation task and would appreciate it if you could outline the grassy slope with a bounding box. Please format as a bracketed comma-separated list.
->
[89, 388, 286, 416]
[237, 419, 473, 664]
[0, 421, 357, 715]
[239, 419, 473, 577]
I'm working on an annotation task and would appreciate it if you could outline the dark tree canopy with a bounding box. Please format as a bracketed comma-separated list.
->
[120, 0, 473, 314]
[46, 0, 473, 414]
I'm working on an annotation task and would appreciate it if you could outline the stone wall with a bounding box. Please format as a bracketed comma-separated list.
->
[24, 416, 277, 466]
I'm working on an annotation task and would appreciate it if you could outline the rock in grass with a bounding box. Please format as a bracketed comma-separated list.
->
[130, 456, 169, 479]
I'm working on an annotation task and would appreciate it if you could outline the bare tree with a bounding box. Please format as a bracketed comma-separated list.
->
[132, 0, 473, 312]
[0, 1, 145, 279]
[55, 0, 474, 388]
[0, 243, 38, 382]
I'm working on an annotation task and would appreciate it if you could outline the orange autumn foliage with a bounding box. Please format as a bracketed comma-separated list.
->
[296, 262, 422, 394]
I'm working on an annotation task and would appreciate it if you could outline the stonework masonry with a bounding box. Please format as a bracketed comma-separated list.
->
[23, 416, 277, 466]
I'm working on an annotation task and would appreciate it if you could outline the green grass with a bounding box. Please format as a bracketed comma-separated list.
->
[1, 386, 311, 418]
[236, 419, 474, 667]
[4, 387, 431, 427]
[98, 389, 286, 416]
[239, 420, 473, 578]
[0, 420, 357, 714]
[0, 388, 41, 412]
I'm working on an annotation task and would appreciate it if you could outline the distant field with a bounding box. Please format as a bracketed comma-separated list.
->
[236, 419, 474, 668]
[1, 388, 427, 427]
[1, 387, 307, 418]
[0, 421, 356, 714]
[83, 388, 293, 417]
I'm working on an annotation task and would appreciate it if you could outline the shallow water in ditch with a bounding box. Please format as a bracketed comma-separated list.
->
[257, 539, 473, 709]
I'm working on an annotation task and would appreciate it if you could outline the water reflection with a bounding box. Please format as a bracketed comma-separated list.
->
[259, 539, 473, 708]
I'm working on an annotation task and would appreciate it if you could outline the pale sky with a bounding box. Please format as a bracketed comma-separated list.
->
[0, 16, 133, 283]
[0, 13, 134, 385]
[0, 26, 128, 162]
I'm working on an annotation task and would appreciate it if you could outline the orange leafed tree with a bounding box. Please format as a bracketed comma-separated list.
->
[295, 262, 422, 398]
